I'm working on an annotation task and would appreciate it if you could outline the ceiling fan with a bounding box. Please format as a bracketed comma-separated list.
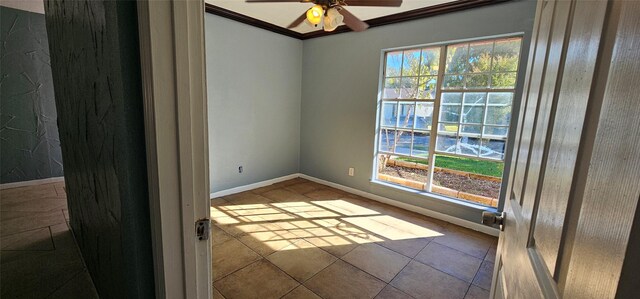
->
[246, 0, 403, 32]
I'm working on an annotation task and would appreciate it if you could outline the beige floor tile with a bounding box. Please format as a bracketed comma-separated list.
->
[0, 210, 66, 235]
[213, 287, 226, 299]
[432, 228, 493, 259]
[285, 182, 323, 194]
[237, 230, 301, 256]
[267, 240, 337, 282]
[47, 270, 99, 299]
[214, 259, 298, 299]
[282, 285, 322, 299]
[472, 261, 494, 290]
[390, 261, 469, 299]
[0, 226, 85, 298]
[211, 197, 228, 206]
[62, 209, 69, 221]
[0, 227, 54, 251]
[311, 199, 380, 216]
[54, 183, 67, 197]
[249, 183, 283, 194]
[262, 189, 310, 202]
[304, 189, 345, 201]
[304, 260, 386, 299]
[217, 218, 288, 237]
[414, 242, 482, 282]
[374, 285, 413, 299]
[465, 285, 490, 299]
[212, 226, 234, 246]
[223, 192, 273, 205]
[212, 238, 261, 281]
[342, 243, 411, 283]
[377, 237, 431, 258]
[0, 195, 68, 212]
[484, 246, 497, 263]
[0, 184, 58, 201]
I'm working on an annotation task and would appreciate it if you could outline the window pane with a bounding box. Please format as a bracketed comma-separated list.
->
[400, 77, 418, 98]
[418, 76, 437, 99]
[466, 74, 489, 89]
[493, 38, 521, 72]
[481, 138, 506, 159]
[458, 136, 481, 156]
[415, 102, 434, 130]
[412, 132, 430, 158]
[385, 51, 402, 77]
[446, 43, 468, 74]
[436, 135, 457, 153]
[484, 126, 508, 137]
[379, 129, 396, 152]
[439, 105, 461, 122]
[443, 75, 464, 89]
[381, 102, 398, 127]
[395, 131, 412, 155]
[402, 50, 421, 76]
[461, 124, 481, 135]
[438, 123, 458, 134]
[420, 48, 440, 76]
[398, 102, 415, 128]
[442, 92, 462, 104]
[468, 41, 493, 73]
[487, 92, 513, 104]
[485, 106, 511, 126]
[491, 72, 517, 88]
[463, 92, 487, 104]
[383, 78, 400, 99]
[461, 106, 484, 124]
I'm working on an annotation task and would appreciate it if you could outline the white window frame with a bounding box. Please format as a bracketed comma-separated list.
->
[374, 34, 523, 206]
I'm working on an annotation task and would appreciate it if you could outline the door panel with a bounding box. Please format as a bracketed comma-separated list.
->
[520, 0, 572, 229]
[494, 0, 640, 298]
[511, 0, 555, 206]
[532, 0, 607, 277]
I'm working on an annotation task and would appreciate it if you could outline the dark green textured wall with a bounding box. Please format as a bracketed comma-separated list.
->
[0, 6, 63, 184]
[43, 0, 155, 298]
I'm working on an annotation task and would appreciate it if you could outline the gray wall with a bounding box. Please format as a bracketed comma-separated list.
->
[206, 14, 303, 192]
[0, 6, 63, 184]
[44, 0, 155, 298]
[299, 0, 537, 222]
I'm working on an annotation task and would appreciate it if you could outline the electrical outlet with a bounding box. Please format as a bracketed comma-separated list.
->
[348, 167, 355, 176]
[238, 166, 243, 173]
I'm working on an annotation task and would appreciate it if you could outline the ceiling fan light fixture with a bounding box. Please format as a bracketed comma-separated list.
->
[306, 5, 324, 25]
[323, 7, 344, 32]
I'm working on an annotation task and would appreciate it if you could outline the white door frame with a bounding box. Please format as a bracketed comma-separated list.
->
[137, 0, 211, 298]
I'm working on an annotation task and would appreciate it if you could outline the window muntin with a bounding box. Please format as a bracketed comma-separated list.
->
[380, 47, 440, 160]
[376, 36, 522, 207]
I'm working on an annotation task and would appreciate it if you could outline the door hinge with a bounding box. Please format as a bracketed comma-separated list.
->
[195, 218, 211, 241]
[482, 211, 506, 231]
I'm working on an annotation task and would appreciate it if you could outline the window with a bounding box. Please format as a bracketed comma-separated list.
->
[375, 37, 522, 207]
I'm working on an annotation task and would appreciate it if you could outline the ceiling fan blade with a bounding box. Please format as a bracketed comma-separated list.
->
[287, 11, 308, 28]
[341, 0, 402, 7]
[337, 7, 369, 32]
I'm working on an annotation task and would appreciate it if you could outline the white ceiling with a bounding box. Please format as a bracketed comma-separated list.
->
[206, 0, 457, 33]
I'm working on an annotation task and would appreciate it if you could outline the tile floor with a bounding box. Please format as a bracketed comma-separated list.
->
[0, 182, 98, 298]
[211, 178, 497, 299]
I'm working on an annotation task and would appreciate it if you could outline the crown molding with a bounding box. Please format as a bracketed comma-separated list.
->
[205, 0, 511, 40]
[205, 3, 303, 39]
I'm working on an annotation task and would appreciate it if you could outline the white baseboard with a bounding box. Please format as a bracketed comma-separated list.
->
[298, 174, 499, 237]
[0, 176, 65, 190]
[210, 173, 301, 198]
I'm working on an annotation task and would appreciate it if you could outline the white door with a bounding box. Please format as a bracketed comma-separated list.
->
[491, 0, 640, 298]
